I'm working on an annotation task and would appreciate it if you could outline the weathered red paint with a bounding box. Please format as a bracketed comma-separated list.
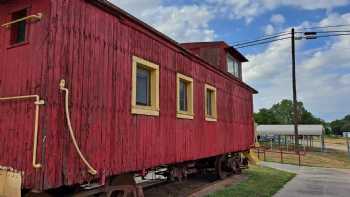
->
[180, 42, 248, 74]
[0, 0, 256, 191]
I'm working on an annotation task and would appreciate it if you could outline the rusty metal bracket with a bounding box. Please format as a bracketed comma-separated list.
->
[0, 95, 45, 169]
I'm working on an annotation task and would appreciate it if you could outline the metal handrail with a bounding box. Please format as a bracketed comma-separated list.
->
[1, 13, 43, 28]
[0, 95, 45, 169]
[59, 79, 98, 175]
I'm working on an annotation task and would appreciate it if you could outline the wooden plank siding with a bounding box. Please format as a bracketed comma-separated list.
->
[0, 0, 255, 191]
[0, 0, 51, 190]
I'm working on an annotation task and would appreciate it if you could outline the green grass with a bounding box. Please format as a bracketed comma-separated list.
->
[208, 165, 295, 197]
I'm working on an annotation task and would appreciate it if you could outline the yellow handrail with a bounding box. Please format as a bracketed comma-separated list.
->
[1, 13, 43, 29]
[0, 95, 45, 169]
[59, 80, 98, 175]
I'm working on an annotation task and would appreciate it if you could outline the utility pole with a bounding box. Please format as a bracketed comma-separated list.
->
[291, 28, 299, 150]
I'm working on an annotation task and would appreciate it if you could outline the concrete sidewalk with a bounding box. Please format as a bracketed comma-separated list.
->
[261, 162, 350, 197]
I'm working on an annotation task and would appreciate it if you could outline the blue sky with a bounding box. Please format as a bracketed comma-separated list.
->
[110, 0, 350, 122]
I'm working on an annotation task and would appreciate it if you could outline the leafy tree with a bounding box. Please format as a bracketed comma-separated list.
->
[329, 114, 350, 135]
[330, 120, 344, 135]
[254, 99, 323, 125]
[341, 122, 350, 132]
[254, 108, 279, 124]
[344, 115, 350, 121]
[300, 110, 323, 124]
[270, 100, 294, 124]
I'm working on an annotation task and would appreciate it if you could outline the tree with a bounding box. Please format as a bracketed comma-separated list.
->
[341, 122, 350, 132]
[270, 100, 294, 124]
[330, 120, 344, 135]
[300, 110, 323, 124]
[344, 115, 350, 121]
[330, 114, 350, 135]
[254, 99, 324, 125]
[254, 108, 279, 124]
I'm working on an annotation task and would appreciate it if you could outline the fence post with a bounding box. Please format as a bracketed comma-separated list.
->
[280, 147, 283, 163]
[346, 134, 350, 157]
[271, 139, 273, 150]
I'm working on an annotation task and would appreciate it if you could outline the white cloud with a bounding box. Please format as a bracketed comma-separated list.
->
[140, 5, 216, 42]
[270, 14, 285, 25]
[109, 0, 161, 14]
[244, 13, 350, 121]
[264, 24, 276, 35]
[109, 0, 215, 42]
[205, 0, 350, 23]
[340, 74, 350, 85]
[110, 0, 349, 41]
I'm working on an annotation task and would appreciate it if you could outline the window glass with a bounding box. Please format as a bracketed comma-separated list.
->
[227, 55, 235, 75]
[136, 66, 150, 106]
[176, 73, 193, 119]
[235, 61, 240, 77]
[179, 80, 188, 112]
[132, 56, 159, 116]
[206, 89, 213, 116]
[205, 84, 217, 121]
[11, 9, 27, 44]
[227, 54, 241, 78]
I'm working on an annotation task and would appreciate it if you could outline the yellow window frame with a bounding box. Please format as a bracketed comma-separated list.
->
[131, 56, 160, 116]
[176, 73, 194, 119]
[205, 84, 217, 122]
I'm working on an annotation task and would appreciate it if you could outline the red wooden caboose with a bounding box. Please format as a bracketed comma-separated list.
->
[0, 0, 257, 196]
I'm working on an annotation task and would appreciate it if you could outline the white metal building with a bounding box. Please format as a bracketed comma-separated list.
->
[257, 125, 324, 136]
[256, 124, 325, 151]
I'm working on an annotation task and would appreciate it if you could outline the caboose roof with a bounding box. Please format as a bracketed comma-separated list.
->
[180, 41, 249, 62]
[86, 0, 258, 94]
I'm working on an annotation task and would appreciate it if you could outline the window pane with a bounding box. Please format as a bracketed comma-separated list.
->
[179, 80, 188, 111]
[207, 90, 212, 116]
[136, 66, 151, 106]
[227, 55, 235, 75]
[17, 21, 26, 43]
[234, 61, 239, 77]
[11, 9, 27, 44]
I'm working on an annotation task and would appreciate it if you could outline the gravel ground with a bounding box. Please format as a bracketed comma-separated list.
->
[143, 173, 246, 197]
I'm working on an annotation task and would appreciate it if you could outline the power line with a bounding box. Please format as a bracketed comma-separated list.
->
[302, 24, 350, 30]
[236, 37, 291, 49]
[296, 30, 350, 34]
[311, 30, 350, 34]
[236, 32, 350, 49]
[232, 31, 290, 45]
[303, 33, 350, 39]
[233, 29, 350, 50]
[233, 32, 291, 46]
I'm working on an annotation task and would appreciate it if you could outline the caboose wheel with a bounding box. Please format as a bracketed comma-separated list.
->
[215, 154, 232, 179]
[235, 158, 242, 174]
[108, 174, 142, 197]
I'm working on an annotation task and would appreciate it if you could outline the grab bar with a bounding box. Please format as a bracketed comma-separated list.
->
[0, 95, 45, 169]
[1, 13, 43, 29]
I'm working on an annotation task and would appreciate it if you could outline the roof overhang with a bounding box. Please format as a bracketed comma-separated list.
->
[226, 47, 248, 62]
